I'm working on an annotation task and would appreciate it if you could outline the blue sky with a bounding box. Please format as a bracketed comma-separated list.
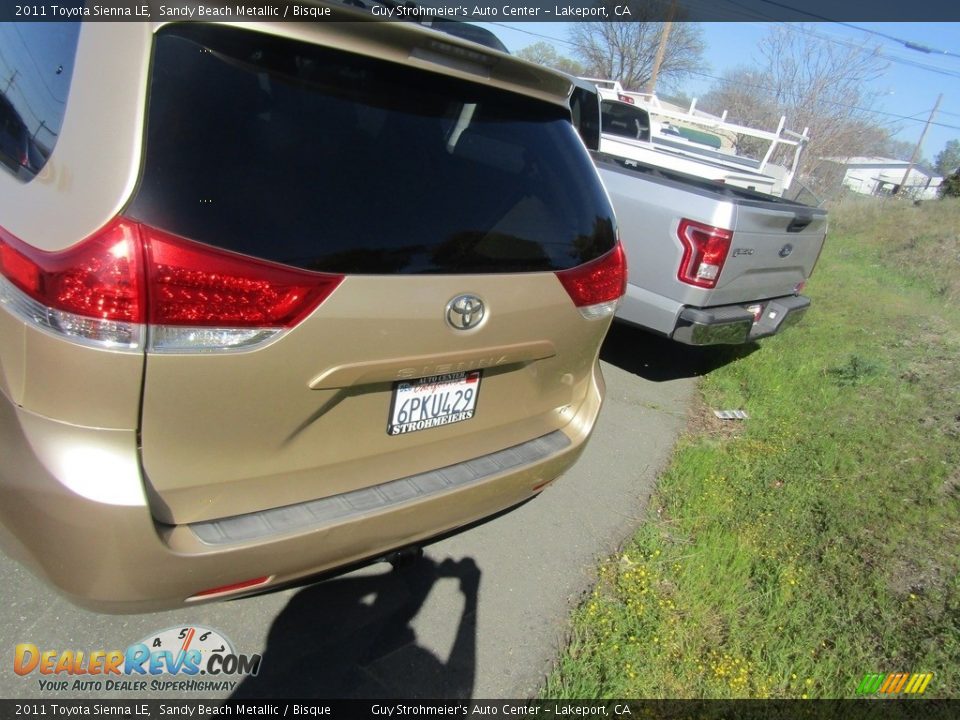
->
[478, 21, 960, 166]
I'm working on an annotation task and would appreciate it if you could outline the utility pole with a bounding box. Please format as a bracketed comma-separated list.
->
[895, 93, 942, 198]
[646, 21, 673, 95]
[3, 69, 18, 95]
[646, 0, 678, 95]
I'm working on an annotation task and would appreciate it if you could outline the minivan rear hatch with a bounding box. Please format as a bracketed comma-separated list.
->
[127, 23, 618, 525]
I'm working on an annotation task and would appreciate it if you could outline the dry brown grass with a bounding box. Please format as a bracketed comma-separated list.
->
[830, 195, 960, 302]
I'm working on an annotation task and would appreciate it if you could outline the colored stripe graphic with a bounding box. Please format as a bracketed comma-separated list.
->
[857, 672, 933, 695]
[856, 674, 885, 694]
[912, 673, 934, 694]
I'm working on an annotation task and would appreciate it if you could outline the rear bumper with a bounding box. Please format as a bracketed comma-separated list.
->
[0, 363, 604, 613]
[671, 294, 811, 345]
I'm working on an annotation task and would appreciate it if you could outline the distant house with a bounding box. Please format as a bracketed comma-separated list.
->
[825, 157, 944, 200]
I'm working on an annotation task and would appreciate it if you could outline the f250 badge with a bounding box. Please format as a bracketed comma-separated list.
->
[732, 248, 754, 257]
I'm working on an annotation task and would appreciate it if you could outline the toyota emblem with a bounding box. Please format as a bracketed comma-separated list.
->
[446, 295, 485, 330]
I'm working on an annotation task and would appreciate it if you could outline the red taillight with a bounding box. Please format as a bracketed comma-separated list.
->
[0, 218, 344, 351]
[556, 243, 627, 317]
[0, 218, 144, 323]
[617, 94, 635, 105]
[676, 219, 733, 289]
[141, 224, 342, 328]
[0, 241, 40, 293]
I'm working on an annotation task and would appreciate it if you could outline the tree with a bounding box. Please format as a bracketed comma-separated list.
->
[698, 25, 887, 193]
[566, 14, 704, 92]
[699, 68, 782, 159]
[935, 139, 960, 177]
[877, 137, 918, 163]
[515, 42, 585, 77]
[940, 169, 960, 198]
[760, 26, 887, 175]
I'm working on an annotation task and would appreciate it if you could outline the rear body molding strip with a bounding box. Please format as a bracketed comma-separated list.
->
[188, 430, 571, 546]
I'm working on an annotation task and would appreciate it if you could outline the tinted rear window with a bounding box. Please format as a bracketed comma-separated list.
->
[601, 100, 650, 142]
[127, 24, 615, 274]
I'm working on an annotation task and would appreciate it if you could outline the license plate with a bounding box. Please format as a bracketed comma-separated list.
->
[387, 371, 481, 436]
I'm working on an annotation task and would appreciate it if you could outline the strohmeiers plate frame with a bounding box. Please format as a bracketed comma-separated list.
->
[387, 370, 482, 436]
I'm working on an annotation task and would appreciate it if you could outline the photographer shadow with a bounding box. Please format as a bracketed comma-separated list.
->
[231, 554, 480, 699]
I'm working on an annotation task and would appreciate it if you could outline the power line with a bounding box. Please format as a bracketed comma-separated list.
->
[797, 29, 960, 80]
[486, 22, 576, 50]
[749, 20, 960, 80]
[0, 45, 49, 128]
[493, 19, 960, 84]
[11, 25, 67, 104]
[488, 21, 960, 131]
[695, 0, 782, 22]
[751, 0, 960, 58]
[683, 67, 960, 131]
[831, 22, 960, 60]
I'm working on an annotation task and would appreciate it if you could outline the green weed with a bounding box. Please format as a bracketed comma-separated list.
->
[543, 197, 960, 699]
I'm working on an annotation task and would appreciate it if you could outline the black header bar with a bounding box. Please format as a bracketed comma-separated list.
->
[2, 700, 959, 720]
[2, 0, 959, 22]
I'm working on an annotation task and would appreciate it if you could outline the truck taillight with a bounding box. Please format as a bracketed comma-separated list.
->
[0, 219, 343, 352]
[676, 219, 733, 289]
[556, 243, 627, 319]
[617, 94, 635, 105]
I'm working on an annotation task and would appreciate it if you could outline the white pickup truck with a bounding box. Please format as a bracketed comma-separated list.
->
[584, 79, 810, 198]
[598, 99, 785, 197]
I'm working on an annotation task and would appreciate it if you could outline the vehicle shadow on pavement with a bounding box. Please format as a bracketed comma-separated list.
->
[231, 555, 480, 699]
[600, 322, 759, 382]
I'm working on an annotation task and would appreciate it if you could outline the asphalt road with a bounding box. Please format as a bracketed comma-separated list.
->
[1, 325, 718, 701]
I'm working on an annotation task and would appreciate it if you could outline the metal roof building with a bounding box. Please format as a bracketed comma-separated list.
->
[828, 157, 944, 200]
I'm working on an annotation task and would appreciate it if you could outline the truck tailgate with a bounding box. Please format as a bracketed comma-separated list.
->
[709, 201, 827, 307]
[595, 154, 827, 310]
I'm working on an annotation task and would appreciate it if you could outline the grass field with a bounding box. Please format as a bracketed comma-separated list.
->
[543, 196, 960, 699]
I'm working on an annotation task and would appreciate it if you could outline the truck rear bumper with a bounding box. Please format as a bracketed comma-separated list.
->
[672, 295, 811, 345]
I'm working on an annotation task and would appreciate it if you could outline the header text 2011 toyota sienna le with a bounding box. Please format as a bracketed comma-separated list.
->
[0, 12, 625, 612]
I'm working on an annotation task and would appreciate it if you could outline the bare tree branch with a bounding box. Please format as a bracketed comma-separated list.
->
[515, 42, 586, 77]
[567, 19, 705, 91]
[698, 25, 889, 193]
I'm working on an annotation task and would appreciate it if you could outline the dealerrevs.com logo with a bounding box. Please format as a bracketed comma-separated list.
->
[14, 626, 261, 693]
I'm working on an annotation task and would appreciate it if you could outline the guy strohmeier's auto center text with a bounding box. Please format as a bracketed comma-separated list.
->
[366, 4, 632, 17]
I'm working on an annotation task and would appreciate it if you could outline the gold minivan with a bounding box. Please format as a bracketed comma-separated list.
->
[0, 11, 625, 612]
